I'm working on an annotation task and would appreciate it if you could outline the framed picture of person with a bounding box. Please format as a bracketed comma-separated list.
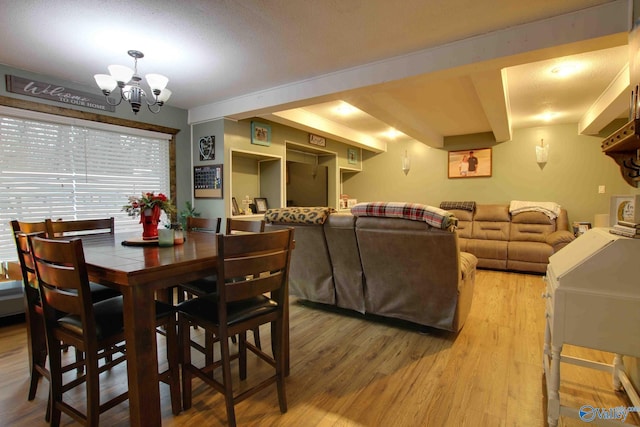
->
[448, 148, 492, 178]
[251, 122, 271, 146]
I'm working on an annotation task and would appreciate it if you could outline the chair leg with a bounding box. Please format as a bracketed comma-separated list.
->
[273, 319, 288, 414]
[252, 327, 261, 350]
[220, 333, 237, 427]
[85, 355, 101, 427]
[48, 341, 63, 427]
[239, 331, 247, 381]
[164, 316, 182, 416]
[180, 315, 193, 411]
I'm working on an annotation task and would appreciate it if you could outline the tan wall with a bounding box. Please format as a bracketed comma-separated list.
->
[344, 122, 640, 226]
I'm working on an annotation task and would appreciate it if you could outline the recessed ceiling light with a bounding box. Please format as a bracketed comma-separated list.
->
[539, 111, 558, 122]
[383, 128, 403, 139]
[550, 62, 581, 78]
[334, 102, 358, 116]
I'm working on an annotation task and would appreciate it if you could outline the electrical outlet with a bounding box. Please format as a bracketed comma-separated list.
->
[598, 185, 605, 194]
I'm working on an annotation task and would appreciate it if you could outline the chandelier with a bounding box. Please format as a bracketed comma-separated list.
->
[94, 50, 171, 114]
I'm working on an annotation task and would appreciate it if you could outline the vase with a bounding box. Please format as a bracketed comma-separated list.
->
[141, 205, 161, 240]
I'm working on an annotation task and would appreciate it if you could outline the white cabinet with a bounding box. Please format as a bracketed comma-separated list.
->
[543, 228, 640, 426]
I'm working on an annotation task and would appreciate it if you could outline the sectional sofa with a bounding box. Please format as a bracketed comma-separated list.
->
[440, 201, 574, 274]
[264, 204, 478, 332]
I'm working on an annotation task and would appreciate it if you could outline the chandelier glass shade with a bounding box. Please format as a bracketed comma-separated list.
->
[94, 50, 171, 114]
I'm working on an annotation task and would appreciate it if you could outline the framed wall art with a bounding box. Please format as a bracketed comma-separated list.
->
[232, 197, 240, 216]
[572, 221, 592, 237]
[193, 164, 222, 199]
[251, 122, 271, 146]
[609, 194, 640, 225]
[309, 133, 326, 147]
[198, 135, 215, 161]
[254, 197, 268, 213]
[347, 148, 358, 165]
[448, 148, 492, 178]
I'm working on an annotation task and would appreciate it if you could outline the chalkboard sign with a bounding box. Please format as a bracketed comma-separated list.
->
[194, 165, 222, 198]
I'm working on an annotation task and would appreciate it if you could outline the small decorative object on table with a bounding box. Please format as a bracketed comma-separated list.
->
[123, 192, 176, 240]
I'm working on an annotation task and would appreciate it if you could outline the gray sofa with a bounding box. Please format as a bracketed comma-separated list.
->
[442, 203, 574, 274]
[264, 205, 478, 332]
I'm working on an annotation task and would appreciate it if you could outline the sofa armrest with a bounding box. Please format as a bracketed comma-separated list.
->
[546, 230, 575, 251]
[459, 252, 478, 282]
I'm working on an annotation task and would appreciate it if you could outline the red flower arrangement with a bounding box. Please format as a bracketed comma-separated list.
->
[123, 192, 176, 219]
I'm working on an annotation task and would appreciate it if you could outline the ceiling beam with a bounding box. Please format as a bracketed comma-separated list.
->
[579, 63, 630, 135]
[346, 93, 444, 148]
[264, 109, 387, 153]
[471, 69, 512, 142]
[188, 1, 630, 125]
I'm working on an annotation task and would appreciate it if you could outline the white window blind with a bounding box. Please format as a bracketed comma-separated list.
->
[0, 111, 171, 263]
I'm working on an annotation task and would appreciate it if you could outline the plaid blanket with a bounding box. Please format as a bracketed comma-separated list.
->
[351, 202, 457, 231]
[439, 201, 476, 212]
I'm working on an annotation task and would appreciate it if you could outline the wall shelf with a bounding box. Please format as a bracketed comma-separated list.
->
[602, 119, 640, 187]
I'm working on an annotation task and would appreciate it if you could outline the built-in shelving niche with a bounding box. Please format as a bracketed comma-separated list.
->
[229, 148, 282, 217]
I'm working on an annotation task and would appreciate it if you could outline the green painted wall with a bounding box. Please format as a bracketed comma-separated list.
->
[344, 122, 640, 226]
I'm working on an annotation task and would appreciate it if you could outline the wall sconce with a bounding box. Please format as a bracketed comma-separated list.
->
[536, 139, 549, 165]
[402, 150, 411, 175]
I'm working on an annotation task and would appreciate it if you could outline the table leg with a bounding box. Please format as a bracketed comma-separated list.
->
[547, 344, 562, 427]
[122, 285, 162, 427]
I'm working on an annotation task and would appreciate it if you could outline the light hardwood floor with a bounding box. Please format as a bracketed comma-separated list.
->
[0, 270, 637, 426]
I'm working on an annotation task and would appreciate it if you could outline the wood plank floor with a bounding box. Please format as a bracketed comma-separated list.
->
[0, 270, 637, 426]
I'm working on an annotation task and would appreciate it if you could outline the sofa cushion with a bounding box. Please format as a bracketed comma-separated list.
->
[264, 207, 335, 225]
[351, 202, 457, 230]
[471, 204, 510, 240]
[474, 204, 510, 221]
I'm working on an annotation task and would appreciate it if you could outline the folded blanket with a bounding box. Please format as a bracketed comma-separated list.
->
[351, 202, 457, 231]
[509, 200, 561, 220]
[439, 201, 476, 212]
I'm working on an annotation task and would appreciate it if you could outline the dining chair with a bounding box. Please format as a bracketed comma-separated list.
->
[29, 235, 182, 426]
[225, 218, 265, 234]
[186, 216, 221, 233]
[45, 217, 115, 238]
[10, 221, 48, 403]
[10, 220, 120, 404]
[178, 227, 294, 427]
[172, 216, 222, 306]
[179, 218, 265, 352]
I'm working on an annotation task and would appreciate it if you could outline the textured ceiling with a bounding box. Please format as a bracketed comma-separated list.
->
[0, 0, 632, 149]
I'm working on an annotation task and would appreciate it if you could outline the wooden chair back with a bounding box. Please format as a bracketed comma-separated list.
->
[45, 217, 115, 238]
[217, 228, 293, 305]
[186, 216, 221, 233]
[225, 218, 265, 234]
[30, 236, 97, 349]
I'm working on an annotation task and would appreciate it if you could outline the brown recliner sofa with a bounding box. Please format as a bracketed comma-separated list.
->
[441, 202, 575, 274]
[264, 204, 478, 332]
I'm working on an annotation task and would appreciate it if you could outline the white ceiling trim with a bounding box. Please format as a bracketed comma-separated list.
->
[579, 63, 630, 135]
[266, 109, 387, 153]
[188, 1, 630, 126]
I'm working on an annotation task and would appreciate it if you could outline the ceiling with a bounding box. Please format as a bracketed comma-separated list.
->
[0, 0, 632, 152]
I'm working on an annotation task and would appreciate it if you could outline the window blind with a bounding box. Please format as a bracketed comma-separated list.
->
[0, 112, 171, 263]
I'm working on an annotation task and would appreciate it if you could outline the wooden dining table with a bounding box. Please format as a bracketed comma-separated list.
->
[80, 230, 290, 427]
